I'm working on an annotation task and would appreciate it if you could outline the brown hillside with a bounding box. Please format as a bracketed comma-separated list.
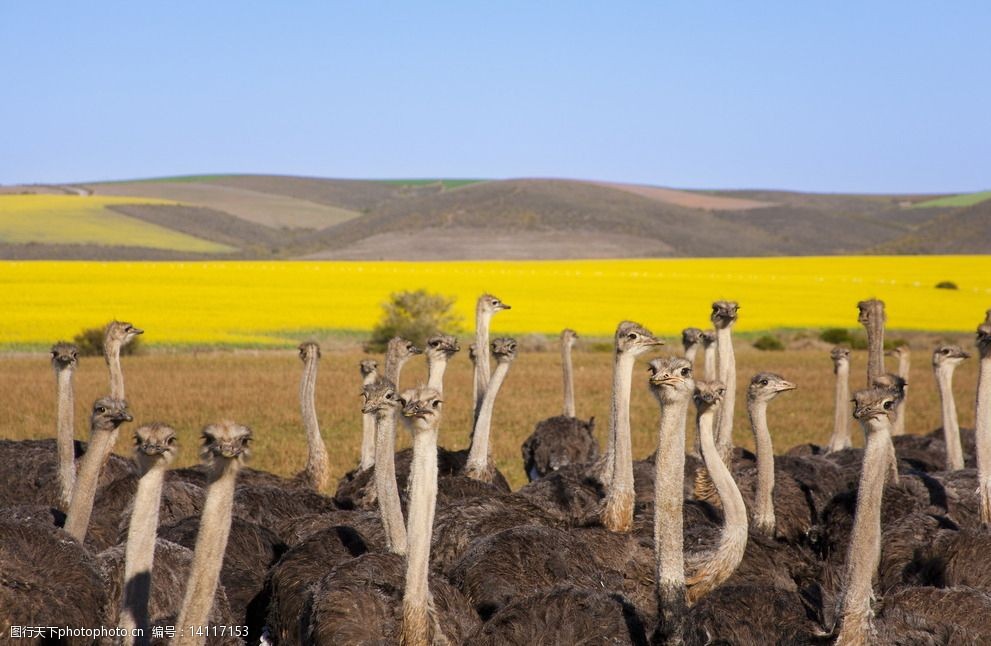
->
[872, 199, 991, 254]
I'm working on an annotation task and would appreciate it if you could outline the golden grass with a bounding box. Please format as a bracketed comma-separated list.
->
[0, 195, 234, 253]
[1, 256, 989, 348]
[0, 345, 978, 491]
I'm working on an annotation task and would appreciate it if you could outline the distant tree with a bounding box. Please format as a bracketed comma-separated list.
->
[366, 289, 463, 352]
[73, 325, 142, 357]
[935, 281, 958, 290]
[753, 334, 784, 351]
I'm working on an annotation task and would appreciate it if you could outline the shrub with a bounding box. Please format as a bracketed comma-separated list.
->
[73, 325, 142, 357]
[366, 289, 463, 352]
[753, 334, 784, 351]
[935, 281, 958, 290]
[819, 328, 852, 345]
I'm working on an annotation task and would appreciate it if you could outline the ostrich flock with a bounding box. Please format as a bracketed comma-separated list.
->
[2, 296, 991, 646]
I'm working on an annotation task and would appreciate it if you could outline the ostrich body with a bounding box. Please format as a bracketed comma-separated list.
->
[118, 423, 178, 644]
[173, 421, 250, 646]
[473, 293, 510, 422]
[63, 398, 133, 541]
[711, 301, 739, 462]
[976, 323, 991, 525]
[465, 337, 517, 483]
[51, 342, 79, 511]
[359, 359, 379, 471]
[701, 330, 717, 381]
[425, 334, 460, 395]
[681, 327, 703, 364]
[933, 344, 969, 471]
[361, 379, 408, 554]
[298, 341, 330, 491]
[827, 346, 853, 453]
[886, 345, 911, 436]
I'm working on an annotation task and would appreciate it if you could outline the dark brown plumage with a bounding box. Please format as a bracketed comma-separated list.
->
[521, 415, 598, 482]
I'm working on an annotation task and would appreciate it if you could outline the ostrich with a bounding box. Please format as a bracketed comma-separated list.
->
[425, 334, 460, 394]
[977, 322, 991, 525]
[522, 328, 598, 481]
[933, 344, 970, 471]
[827, 346, 853, 453]
[681, 327, 704, 364]
[359, 358, 379, 471]
[886, 345, 911, 436]
[173, 421, 251, 646]
[711, 301, 739, 463]
[465, 337, 518, 484]
[118, 423, 178, 644]
[305, 388, 479, 645]
[473, 293, 511, 423]
[51, 342, 79, 511]
[297, 341, 330, 491]
[104, 320, 143, 400]
[857, 299, 886, 387]
[701, 329, 717, 381]
[63, 398, 133, 541]
[361, 378, 408, 555]
[384, 336, 422, 388]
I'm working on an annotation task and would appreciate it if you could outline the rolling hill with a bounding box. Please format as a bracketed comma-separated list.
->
[0, 175, 987, 259]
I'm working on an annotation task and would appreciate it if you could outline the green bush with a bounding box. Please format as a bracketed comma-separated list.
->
[753, 334, 784, 351]
[819, 328, 852, 344]
[73, 326, 142, 357]
[366, 289, 463, 352]
[935, 281, 958, 290]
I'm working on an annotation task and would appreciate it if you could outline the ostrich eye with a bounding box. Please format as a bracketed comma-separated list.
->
[883, 400, 894, 410]
[492, 299, 500, 305]
[681, 367, 691, 376]
[627, 333, 638, 340]
[432, 399, 441, 408]
[760, 379, 769, 386]
[385, 392, 393, 400]
[97, 407, 107, 414]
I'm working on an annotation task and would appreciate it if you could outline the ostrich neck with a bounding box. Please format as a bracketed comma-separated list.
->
[891, 388, 908, 436]
[360, 371, 378, 471]
[384, 354, 407, 388]
[119, 462, 167, 644]
[64, 427, 117, 541]
[602, 353, 636, 532]
[896, 354, 910, 379]
[703, 345, 716, 381]
[426, 354, 448, 394]
[402, 427, 439, 646]
[55, 366, 76, 511]
[976, 353, 991, 525]
[374, 410, 407, 554]
[866, 319, 885, 387]
[654, 397, 690, 636]
[473, 310, 493, 424]
[836, 420, 891, 646]
[106, 342, 125, 400]
[715, 326, 737, 460]
[828, 362, 852, 452]
[684, 344, 698, 364]
[466, 360, 510, 480]
[174, 460, 240, 646]
[687, 406, 748, 604]
[935, 365, 964, 471]
[562, 342, 576, 418]
[301, 356, 329, 490]
[747, 399, 776, 537]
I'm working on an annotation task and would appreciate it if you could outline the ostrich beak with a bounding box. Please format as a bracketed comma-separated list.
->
[776, 380, 797, 392]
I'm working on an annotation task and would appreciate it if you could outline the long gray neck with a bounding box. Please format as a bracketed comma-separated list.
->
[866, 319, 885, 387]
[977, 352, 991, 526]
[891, 388, 907, 436]
[55, 366, 76, 512]
[562, 341, 576, 418]
[687, 405, 748, 604]
[360, 371, 378, 471]
[828, 361, 852, 452]
[473, 309, 493, 423]
[466, 360, 510, 481]
[836, 419, 891, 646]
[747, 399, 776, 537]
[300, 356, 329, 490]
[174, 459, 240, 646]
[684, 344, 698, 364]
[64, 427, 116, 541]
[715, 327, 736, 461]
[426, 354, 449, 394]
[703, 343, 716, 382]
[401, 427, 440, 646]
[119, 461, 168, 645]
[602, 353, 636, 532]
[935, 364, 964, 471]
[106, 341, 125, 400]
[374, 410, 407, 554]
[896, 353, 910, 379]
[384, 354, 407, 389]
[654, 396, 690, 641]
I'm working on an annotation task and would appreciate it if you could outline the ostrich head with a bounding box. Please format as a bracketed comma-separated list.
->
[425, 334, 461, 360]
[359, 359, 379, 378]
[477, 293, 511, 314]
[830, 346, 851, 373]
[700, 330, 717, 348]
[748, 372, 797, 403]
[400, 386, 443, 433]
[693, 380, 726, 412]
[361, 379, 402, 415]
[491, 337, 518, 363]
[977, 323, 991, 359]
[298, 341, 321, 362]
[681, 327, 704, 350]
[200, 421, 251, 464]
[133, 422, 178, 472]
[105, 320, 143, 348]
[932, 344, 969, 369]
[852, 388, 897, 428]
[387, 337, 422, 362]
[885, 345, 909, 360]
[856, 299, 885, 327]
[561, 328, 579, 348]
[50, 342, 79, 370]
[615, 321, 663, 357]
[467, 343, 477, 363]
[710, 301, 740, 329]
[647, 357, 695, 405]
[872, 372, 907, 401]
[91, 397, 133, 432]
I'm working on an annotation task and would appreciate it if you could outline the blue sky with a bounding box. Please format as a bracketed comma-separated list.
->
[2, 2, 988, 192]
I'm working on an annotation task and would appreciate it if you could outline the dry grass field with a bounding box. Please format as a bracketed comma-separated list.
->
[0, 343, 979, 491]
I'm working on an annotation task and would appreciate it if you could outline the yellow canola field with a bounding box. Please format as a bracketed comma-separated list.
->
[0, 194, 234, 253]
[1, 256, 988, 347]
